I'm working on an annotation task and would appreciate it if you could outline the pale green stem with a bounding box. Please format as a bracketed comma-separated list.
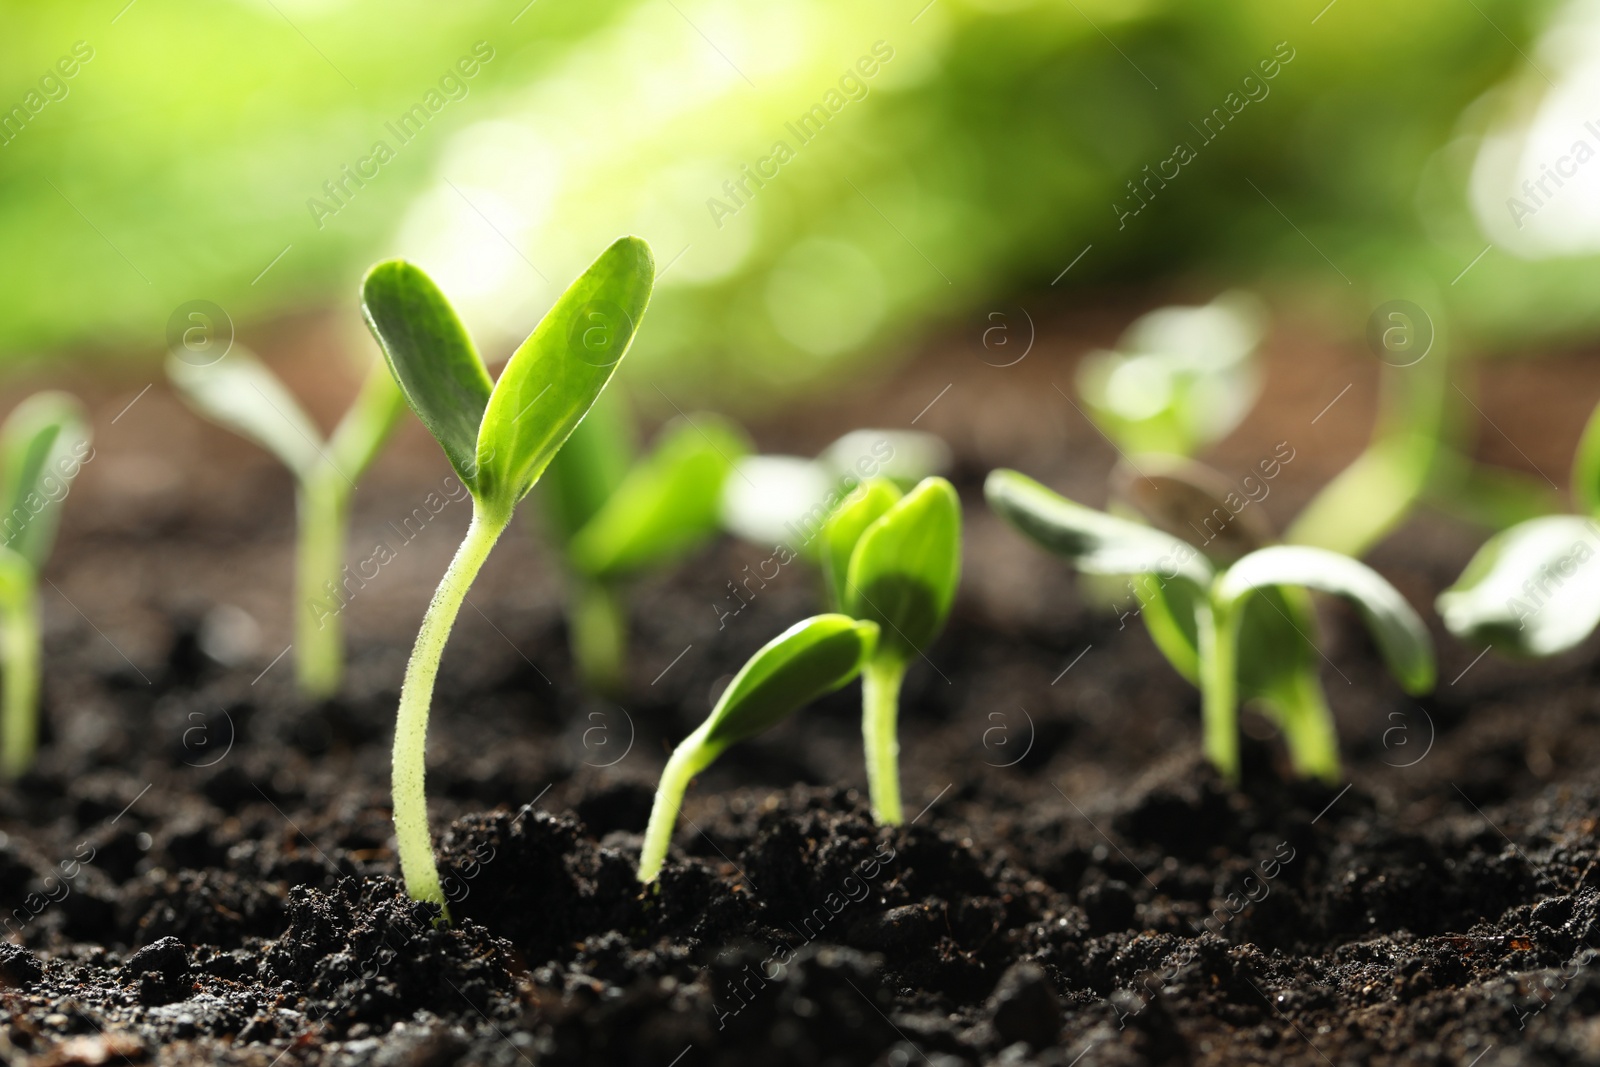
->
[0, 579, 40, 780]
[637, 722, 720, 883]
[863, 657, 905, 824]
[1275, 669, 1341, 783]
[1198, 600, 1241, 784]
[393, 506, 507, 915]
[569, 579, 627, 695]
[296, 473, 350, 699]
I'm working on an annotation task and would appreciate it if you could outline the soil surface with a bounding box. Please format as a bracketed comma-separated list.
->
[3, 302, 1600, 1065]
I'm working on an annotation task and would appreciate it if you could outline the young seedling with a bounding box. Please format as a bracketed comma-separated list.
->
[821, 477, 961, 824]
[363, 236, 654, 912]
[985, 469, 1434, 782]
[637, 613, 878, 883]
[1436, 397, 1600, 656]
[1075, 292, 1265, 458]
[0, 394, 92, 779]
[540, 395, 750, 692]
[168, 347, 404, 698]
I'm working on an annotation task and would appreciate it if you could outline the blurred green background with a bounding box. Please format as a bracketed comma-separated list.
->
[2, 0, 1595, 399]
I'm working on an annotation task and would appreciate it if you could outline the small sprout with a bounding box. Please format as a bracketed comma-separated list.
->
[168, 348, 404, 698]
[1437, 399, 1600, 656]
[363, 236, 654, 912]
[541, 405, 750, 691]
[986, 469, 1434, 783]
[1075, 292, 1265, 458]
[827, 477, 961, 824]
[0, 393, 91, 779]
[637, 613, 877, 884]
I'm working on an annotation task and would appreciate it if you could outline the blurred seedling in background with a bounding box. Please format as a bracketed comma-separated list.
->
[1436, 395, 1600, 657]
[362, 236, 653, 914]
[1286, 301, 1555, 559]
[637, 613, 877, 884]
[0, 394, 92, 779]
[821, 476, 961, 824]
[168, 347, 404, 699]
[1076, 291, 1266, 459]
[986, 469, 1434, 783]
[538, 392, 750, 693]
[720, 427, 949, 567]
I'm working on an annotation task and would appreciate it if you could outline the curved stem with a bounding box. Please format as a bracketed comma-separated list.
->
[637, 723, 719, 883]
[862, 658, 905, 824]
[0, 580, 40, 780]
[1198, 599, 1241, 783]
[296, 474, 349, 699]
[393, 506, 507, 915]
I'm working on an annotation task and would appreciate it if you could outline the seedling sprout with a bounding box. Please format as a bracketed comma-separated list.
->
[0, 394, 92, 779]
[362, 236, 654, 912]
[540, 397, 750, 692]
[986, 469, 1434, 782]
[167, 348, 404, 698]
[637, 613, 877, 884]
[823, 476, 961, 823]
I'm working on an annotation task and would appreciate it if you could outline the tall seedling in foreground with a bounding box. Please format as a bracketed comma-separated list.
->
[0, 394, 91, 779]
[637, 614, 878, 883]
[363, 237, 654, 913]
[168, 349, 405, 698]
[541, 397, 749, 692]
[822, 477, 960, 824]
[986, 470, 1434, 782]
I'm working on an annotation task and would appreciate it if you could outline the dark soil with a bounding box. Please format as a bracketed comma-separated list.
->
[3, 307, 1599, 1065]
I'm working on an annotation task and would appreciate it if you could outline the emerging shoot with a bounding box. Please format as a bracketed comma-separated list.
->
[0, 394, 91, 779]
[541, 397, 749, 692]
[363, 236, 654, 912]
[168, 347, 404, 697]
[986, 469, 1434, 783]
[637, 613, 877, 884]
[824, 477, 961, 824]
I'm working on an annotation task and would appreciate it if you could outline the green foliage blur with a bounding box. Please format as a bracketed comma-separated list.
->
[0, 0, 1574, 391]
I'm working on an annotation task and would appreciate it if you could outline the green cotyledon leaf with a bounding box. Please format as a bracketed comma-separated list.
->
[361, 260, 492, 490]
[844, 476, 961, 665]
[701, 614, 878, 751]
[474, 236, 654, 520]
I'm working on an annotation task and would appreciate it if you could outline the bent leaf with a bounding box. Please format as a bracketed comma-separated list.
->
[361, 260, 492, 489]
[475, 236, 654, 518]
[568, 413, 749, 580]
[1219, 545, 1435, 693]
[702, 614, 878, 750]
[0, 392, 91, 570]
[1436, 514, 1600, 657]
[985, 469, 1214, 588]
[844, 477, 961, 665]
[167, 347, 323, 478]
[820, 478, 903, 612]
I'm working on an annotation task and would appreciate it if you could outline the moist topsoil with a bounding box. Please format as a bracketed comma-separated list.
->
[1, 312, 1598, 1066]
